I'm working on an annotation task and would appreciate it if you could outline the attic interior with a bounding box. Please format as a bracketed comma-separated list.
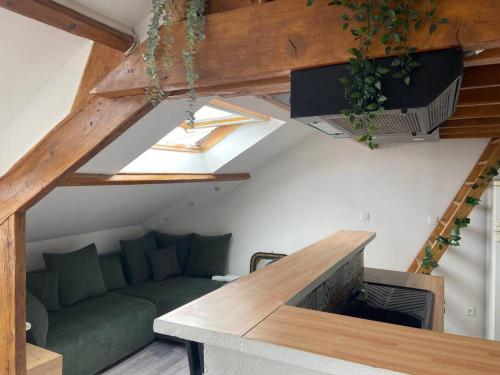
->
[1, 1, 500, 374]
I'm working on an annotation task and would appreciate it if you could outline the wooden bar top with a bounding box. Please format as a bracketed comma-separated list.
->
[156, 230, 375, 336]
[245, 305, 500, 375]
[154, 230, 500, 374]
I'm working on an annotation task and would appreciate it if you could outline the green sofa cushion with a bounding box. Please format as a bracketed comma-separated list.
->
[153, 231, 193, 274]
[26, 268, 60, 312]
[115, 276, 225, 315]
[147, 245, 181, 281]
[186, 233, 232, 277]
[26, 291, 49, 347]
[99, 252, 127, 290]
[120, 232, 157, 284]
[43, 244, 107, 306]
[46, 293, 156, 375]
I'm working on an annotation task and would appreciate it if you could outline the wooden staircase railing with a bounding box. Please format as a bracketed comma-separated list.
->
[408, 138, 500, 273]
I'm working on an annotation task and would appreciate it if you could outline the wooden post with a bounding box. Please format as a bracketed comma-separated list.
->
[0, 213, 26, 375]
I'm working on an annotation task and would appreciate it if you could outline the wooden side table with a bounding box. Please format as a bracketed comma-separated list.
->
[27, 343, 62, 375]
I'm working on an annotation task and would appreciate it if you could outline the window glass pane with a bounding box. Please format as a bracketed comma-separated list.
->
[157, 126, 217, 147]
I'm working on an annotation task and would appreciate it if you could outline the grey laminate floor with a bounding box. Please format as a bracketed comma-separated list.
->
[103, 340, 189, 375]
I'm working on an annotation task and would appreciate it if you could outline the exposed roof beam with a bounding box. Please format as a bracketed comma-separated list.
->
[71, 43, 124, 112]
[0, 0, 134, 52]
[91, 0, 500, 98]
[0, 96, 154, 225]
[59, 173, 251, 186]
[464, 48, 500, 67]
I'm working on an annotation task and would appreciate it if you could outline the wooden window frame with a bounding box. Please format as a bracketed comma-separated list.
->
[152, 99, 269, 153]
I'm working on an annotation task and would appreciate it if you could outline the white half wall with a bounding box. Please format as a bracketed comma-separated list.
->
[153, 134, 489, 338]
[26, 225, 145, 271]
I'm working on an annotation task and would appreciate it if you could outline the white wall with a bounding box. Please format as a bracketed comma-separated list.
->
[0, 41, 91, 176]
[26, 225, 145, 271]
[154, 134, 489, 338]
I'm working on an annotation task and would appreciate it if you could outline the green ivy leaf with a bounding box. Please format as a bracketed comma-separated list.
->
[429, 23, 437, 33]
[404, 75, 411, 86]
[349, 91, 362, 99]
[366, 103, 378, 111]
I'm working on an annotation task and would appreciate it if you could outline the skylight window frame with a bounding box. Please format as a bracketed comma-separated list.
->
[152, 99, 269, 153]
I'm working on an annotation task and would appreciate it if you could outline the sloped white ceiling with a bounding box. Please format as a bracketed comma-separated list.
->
[0, 9, 88, 130]
[27, 96, 314, 241]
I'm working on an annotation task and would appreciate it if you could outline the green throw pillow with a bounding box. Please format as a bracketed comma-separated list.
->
[99, 252, 127, 290]
[147, 245, 181, 281]
[186, 233, 232, 277]
[43, 244, 107, 306]
[120, 232, 158, 284]
[26, 268, 60, 312]
[153, 231, 194, 274]
[26, 291, 49, 347]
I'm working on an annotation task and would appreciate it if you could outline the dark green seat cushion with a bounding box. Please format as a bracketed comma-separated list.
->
[147, 245, 181, 281]
[115, 276, 225, 315]
[153, 231, 193, 274]
[43, 244, 106, 306]
[99, 252, 127, 290]
[120, 232, 157, 284]
[26, 291, 49, 347]
[45, 293, 156, 375]
[186, 233, 232, 277]
[26, 268, 60, 312]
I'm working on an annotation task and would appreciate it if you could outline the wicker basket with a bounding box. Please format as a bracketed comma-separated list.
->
[167, 0, 188, 21]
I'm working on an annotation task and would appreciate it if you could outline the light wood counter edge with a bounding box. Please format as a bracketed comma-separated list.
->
[363, 267, 444, 331]
[27, 343, 62, 375]
[244, 305, 500, 375]
[154, 230, 376, 339]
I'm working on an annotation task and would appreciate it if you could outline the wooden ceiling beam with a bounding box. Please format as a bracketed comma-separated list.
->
[464, 48, 500, 68]
[0, 0, 134, 52]
[92, 0, 500, 98]
[71, 43, 125, 112]
[59, 173, 251, 186]
[0, 96, 154, 225]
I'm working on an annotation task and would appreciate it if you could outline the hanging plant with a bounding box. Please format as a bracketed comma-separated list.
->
[420, 246, 438, 274]
[306, 0, 447, 149]
[145, 0, 207, 125]
[428, 161, 500, 270]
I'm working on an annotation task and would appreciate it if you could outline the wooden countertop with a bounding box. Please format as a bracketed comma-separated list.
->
[155, 230, 500, 374]
[157, 230, 375, 336]
[245, 305, 500, 375]
[363, 267, 444, 331]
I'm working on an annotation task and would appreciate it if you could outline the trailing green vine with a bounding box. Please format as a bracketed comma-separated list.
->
[183, 0, 207, 125]
[145, 0, 207, 125]
[306, 0, 447, 149]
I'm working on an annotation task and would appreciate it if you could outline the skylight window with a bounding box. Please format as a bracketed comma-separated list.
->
[152, 98, 269, 153]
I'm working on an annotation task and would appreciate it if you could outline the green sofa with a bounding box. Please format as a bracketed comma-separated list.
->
[26, 231, 230, 375]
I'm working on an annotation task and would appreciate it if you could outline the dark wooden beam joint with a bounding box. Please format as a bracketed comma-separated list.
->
[0, 0, 134, 51]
